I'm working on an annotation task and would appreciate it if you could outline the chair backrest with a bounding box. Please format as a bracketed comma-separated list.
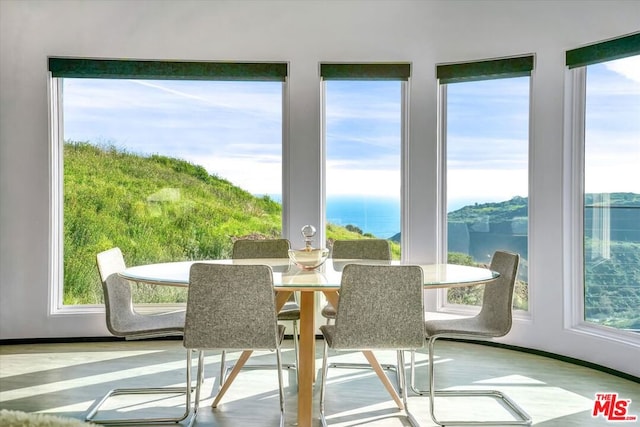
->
[96, 247, 135, 337]
[232, 238, 294, 300]
[184, 263, 280, 350]
[332, 264, 424, 350]
[476, 250, 520, 336]
[331, 239, 392, 260]
[232, 239, 291, 259]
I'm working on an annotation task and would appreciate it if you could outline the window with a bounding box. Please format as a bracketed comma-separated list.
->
[566, 33, 640, 332]
[321, 63, 409, 259]
[438, 56, 533, 310]
[49, 59, 286, 307]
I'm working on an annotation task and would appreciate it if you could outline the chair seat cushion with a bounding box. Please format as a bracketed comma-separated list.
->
[425, 317, 504, 339]
[277, 301, 300, 321]
[319, 324, 336, 347]
[116, 310, 185, 338]
[321, 324, 420, 350]
[320, 303, 336, 319]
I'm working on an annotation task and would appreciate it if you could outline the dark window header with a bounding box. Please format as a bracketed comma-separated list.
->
[320, 63, 411, 80]
[437, 55, 534, 84]
[566, 32, 640, 69]
[49, 58, 288, 81]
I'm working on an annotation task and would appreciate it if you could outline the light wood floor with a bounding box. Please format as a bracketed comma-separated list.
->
[1, 339, 638, 426]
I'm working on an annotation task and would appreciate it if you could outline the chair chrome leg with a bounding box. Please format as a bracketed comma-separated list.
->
[275, 346, 286, 427]
[219, 350, 227, 389]
[292, 320, 299, 386]
[319, 340, 330, 427]
[321, 348, 417, 427]
[428, 337, 532, 426]
[185, 349, 202, 427]
[398, 351, 420, 427]
[220, 332, 297, 384]
[185, 350, 194, 427]
[325, 315, 402, 395]
[328, 358, 402, 396]
[292, 321, 299, 365]
[86, 349, 191, 425]
[194, 351, 204, 415]
[409, 350, 429, 395]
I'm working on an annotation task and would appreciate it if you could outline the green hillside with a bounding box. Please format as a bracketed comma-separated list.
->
[449, 193, 640, 223]
[446, 194, 640, 329]
[63, 142, 383, 305]
[448, 196, 528, 223]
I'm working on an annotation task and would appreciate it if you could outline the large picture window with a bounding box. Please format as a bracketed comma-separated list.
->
[438, 56, 533, 311]
[50, 59, 286, 307]
[321, 63, 409, 259]
[567, 33, 640, 332]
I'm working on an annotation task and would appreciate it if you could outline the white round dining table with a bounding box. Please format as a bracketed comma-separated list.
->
[119, 258, 498, 427]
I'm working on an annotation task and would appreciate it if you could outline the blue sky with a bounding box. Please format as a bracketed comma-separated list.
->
[446, 76, 530, 206]
[584, 59, 640, 194]
[63, 79, 283, 195]
[325, 80, 402, 199]
[62, 56, 639, 208]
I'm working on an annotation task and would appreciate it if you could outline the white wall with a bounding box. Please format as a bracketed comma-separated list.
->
[1, 0, 638, 376]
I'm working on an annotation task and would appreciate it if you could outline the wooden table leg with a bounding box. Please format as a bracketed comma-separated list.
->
[212, 350, 253, 408]
[275, 290, 292, 312]
[322, 291, 339, 311]
[362, 351, 404, 409]
[322, 291, 404, 409]
[213, 292, 292, 409]
[297, 291, 315, 427]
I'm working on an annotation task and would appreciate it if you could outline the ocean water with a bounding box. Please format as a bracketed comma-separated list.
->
[327, 196, 400, 239]
[325, 196, 481, 238]
[265, 195, 480, 239]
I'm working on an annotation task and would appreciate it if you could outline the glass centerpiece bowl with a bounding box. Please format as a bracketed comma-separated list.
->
[288, 247, 330, 270]
[288, 224, 330, 270]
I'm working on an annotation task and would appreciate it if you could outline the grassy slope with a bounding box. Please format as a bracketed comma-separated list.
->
[64, 142, 382, 304]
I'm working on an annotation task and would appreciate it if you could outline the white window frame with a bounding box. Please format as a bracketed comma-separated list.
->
[47, 62, 289, 316]
[319, 63, 411, 255]
[435, 60, 534, 317]
[563, 65, 640, 345]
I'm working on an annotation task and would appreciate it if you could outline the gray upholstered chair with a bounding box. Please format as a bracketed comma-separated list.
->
[319, 264, 424, 427]
[321, 239, 402, 390]
[422, 250, 532, 426]
[322, 239, 392, 321]
[87, 247, 188, 425]
[219, 239, 298, 386]
[231, 238, 291, 260]
[183, 263, 286, 427]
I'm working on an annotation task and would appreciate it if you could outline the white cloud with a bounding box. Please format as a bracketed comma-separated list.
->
[448, 169, 528, 201]
[182, 153, 281, 195]
[326, 165, 400, 197]
[63, 74, 638, 203]
[606, 56, 640, 84]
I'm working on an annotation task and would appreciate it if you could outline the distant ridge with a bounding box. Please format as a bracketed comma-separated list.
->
[386, 193, 640, 245]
